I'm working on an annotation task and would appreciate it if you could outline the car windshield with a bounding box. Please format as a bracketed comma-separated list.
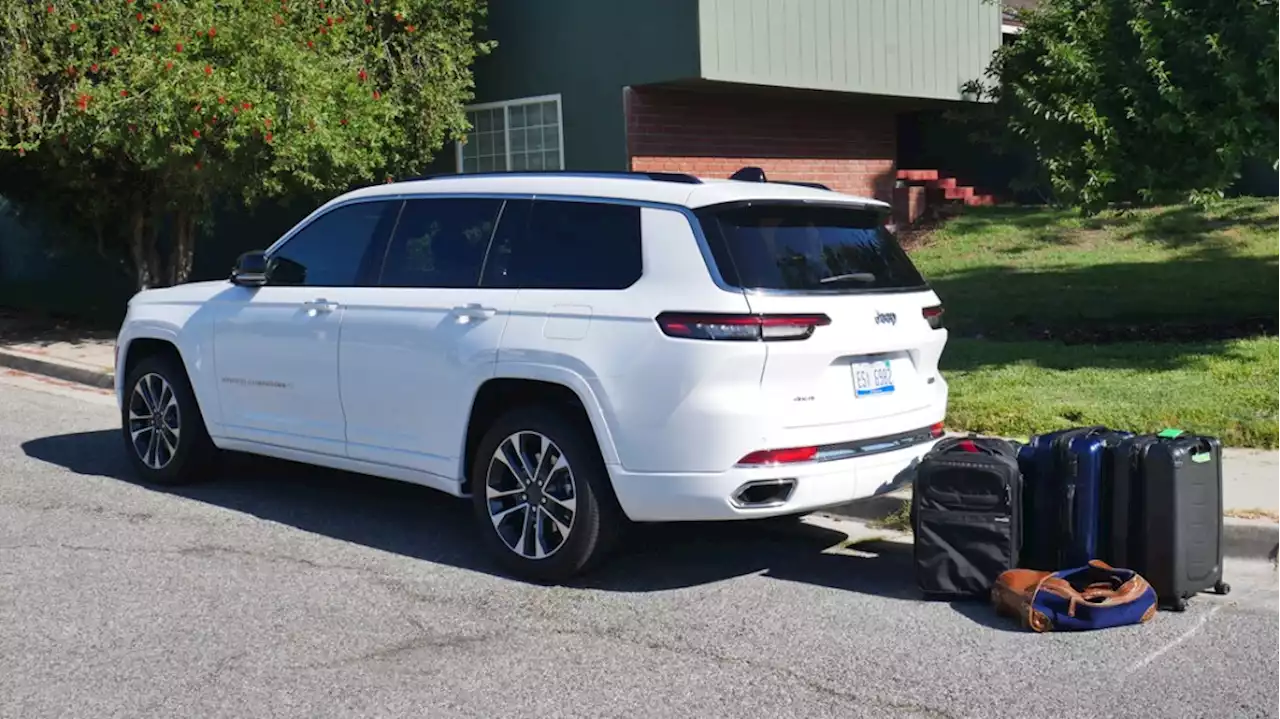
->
[696, 203, 928, 293]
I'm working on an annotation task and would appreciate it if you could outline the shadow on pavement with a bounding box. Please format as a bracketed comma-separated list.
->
[23, 430, 925, 599]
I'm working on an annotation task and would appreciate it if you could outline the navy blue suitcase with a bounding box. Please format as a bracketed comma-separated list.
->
[1017, 426, 1132, 569]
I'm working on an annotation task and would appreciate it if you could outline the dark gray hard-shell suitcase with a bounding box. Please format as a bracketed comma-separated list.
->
[1113, 430, 1231, 611]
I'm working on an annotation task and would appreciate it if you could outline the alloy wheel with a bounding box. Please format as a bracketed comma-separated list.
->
[128, 372, 181, 470]
[485, 431, 577, 559]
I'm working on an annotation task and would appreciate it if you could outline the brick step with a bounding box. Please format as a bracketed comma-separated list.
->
[966, 194, 996, 207]
[896, 169, 939, 182]
[926, 177, 958, 190]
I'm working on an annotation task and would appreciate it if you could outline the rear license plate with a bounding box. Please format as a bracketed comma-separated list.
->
[852, 360, 894, 397]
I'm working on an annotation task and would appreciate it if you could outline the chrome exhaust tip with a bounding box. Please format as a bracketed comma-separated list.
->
[730, 478, 797, 508]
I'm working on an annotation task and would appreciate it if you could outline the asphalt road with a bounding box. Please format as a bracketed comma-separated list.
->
[1, 371, 1276, 719]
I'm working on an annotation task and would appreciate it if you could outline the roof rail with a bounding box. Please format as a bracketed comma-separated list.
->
[419, 170, 703, 185]
[728, 166, 831, 191]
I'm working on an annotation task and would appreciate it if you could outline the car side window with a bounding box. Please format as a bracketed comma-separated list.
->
[482, 199, 642, 290]
[267, 201, 396, 287]
[377, 198, 504, 288]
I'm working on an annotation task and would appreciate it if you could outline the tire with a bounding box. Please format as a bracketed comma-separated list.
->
[1214, 580, 1231, 595]
[121, 352, 219, 486]
[470, 406, 622, 583]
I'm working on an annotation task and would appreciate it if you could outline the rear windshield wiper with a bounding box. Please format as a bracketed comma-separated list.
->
[819, 272, 878, 285]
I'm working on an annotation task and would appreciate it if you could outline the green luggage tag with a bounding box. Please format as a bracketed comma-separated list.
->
[1191, 453, 1213, 463]
[1157, 428, 1185, 439]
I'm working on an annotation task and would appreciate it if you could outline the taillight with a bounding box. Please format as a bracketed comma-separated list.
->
[923, 305, 944, 330]
[655, 312, 831, 342]
[929, 422, 946, 438]
[737, 445, 819, 465]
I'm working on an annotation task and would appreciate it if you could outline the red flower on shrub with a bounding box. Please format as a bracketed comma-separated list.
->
[193, 103, 202, 112]
[136, 12, 144, 21]
[120, 90, 129, 97]
[306, 40, 314, 48]
[204, 65, 213, 75]
[263, 117, 272, 127]
[242, 101, 252, 109]
[339, 118, 347, 125]
[152, 23, 161, 32]
[406, 25, 415, 32]
[274, 14, 283, 25]
[208, 26, 216, 37]
[165, 61, 173, 70]
[90, 63, 99, 73]
[69, 22, 78, 31]
[326, 16, 333, 26]
[357, 68, 367, 82]
[75, 94, 90, 111]
[192, 129, 201, 138]
[66, 65, 76, 76]
[372, 90, 381, 100]
[218, 96, 226, 104]
[175, 42, 183, 52]
[111, 47, 121, 56]
[395, 12, 402, 21]
[265, 132, 273, 143]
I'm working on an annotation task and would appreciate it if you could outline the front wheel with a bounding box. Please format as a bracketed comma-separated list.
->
[121, 353, 219, 485]
[470, 407, 621, 583]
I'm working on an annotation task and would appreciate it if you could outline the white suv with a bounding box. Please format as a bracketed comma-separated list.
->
[114, 169, 949, 581]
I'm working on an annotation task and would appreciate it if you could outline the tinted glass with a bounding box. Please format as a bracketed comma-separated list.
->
[696, 204, 927, 293]
[268, 201, 393, 286]
[377, 198, 502, 288]
[484, 200, 641, 290]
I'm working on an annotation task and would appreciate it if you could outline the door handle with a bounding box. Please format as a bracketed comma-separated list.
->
[303, 298, 339, 314]
[453, 304, 497, 320]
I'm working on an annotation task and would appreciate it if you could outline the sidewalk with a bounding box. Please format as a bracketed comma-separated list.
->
[0, 309, 116, 389]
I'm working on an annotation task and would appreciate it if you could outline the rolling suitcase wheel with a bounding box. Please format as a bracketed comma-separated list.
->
[1213, 580, 1231, 595]
[1169, 597, 1189, 612]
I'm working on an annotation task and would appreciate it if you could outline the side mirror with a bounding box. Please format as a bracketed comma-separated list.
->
[230, 251, 268, 287]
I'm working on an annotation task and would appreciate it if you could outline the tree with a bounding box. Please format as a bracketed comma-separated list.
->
[965, 0, 1278, 210]
[0, 0, 492, 288]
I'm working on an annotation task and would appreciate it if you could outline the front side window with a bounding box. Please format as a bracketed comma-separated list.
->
[695, 203, 928, 293]
[458, 95, 563, 173]
[267, 201, 395, 286]
[483, 200, 642, 290]
[376, 198, 503, 288]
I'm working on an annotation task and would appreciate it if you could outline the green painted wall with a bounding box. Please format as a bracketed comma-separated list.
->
[464, 0, 701, 171]
[697, 0, 1001, 101]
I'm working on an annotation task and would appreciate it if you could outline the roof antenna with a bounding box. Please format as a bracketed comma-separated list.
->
[730, 166, 767, 183]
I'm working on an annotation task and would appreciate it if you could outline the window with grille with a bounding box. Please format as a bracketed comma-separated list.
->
[457, 95, 563, 173]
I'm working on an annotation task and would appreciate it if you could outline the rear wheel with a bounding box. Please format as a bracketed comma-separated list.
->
[121, 353, 219, 485]
[470, 407, 621, 583]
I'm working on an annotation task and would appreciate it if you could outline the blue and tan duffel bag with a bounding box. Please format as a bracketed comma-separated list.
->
[991, 560, 1158, 632]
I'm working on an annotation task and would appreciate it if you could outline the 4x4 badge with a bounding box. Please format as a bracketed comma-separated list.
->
[875, 311, 897, 326]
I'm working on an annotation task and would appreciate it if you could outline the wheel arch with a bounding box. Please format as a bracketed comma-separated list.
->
[118, 330, 218, 431]
[461, 367, 620, 494]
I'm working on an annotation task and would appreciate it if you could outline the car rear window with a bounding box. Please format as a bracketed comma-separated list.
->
[695, 203, 928, 293]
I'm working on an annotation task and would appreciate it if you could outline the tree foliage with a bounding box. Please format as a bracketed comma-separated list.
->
[967, 0, 1278, 210]
[0, 0, 492, 287]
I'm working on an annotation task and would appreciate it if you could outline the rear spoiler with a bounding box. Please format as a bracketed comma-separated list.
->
[729, 166, 831, 191]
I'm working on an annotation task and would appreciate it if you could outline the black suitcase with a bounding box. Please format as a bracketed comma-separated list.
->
[911, 435, 1022, 599]
[1107, 430, 1231, 611]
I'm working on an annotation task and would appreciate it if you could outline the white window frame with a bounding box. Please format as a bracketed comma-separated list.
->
[456, 93, 565, 173]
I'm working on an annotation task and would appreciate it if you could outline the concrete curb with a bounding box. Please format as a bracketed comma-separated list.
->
[823, 492, 1280, 561]
[0, 348, 115, 390]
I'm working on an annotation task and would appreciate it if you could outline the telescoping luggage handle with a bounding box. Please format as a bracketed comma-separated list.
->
[1157, 428, 1215, 463]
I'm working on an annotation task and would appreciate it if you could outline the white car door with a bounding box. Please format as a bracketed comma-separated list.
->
[339, 196, 515, 486]
[212, 199, 399, 457]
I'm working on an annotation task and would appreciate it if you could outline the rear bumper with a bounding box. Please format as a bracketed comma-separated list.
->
[608, 439, 936, 522]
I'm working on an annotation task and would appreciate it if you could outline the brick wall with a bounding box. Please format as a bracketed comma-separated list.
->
[626, 86, 897, 201]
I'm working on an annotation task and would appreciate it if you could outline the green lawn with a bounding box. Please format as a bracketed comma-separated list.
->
[909, 198, 1279, 448]
[910, 198, 1278, 339]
